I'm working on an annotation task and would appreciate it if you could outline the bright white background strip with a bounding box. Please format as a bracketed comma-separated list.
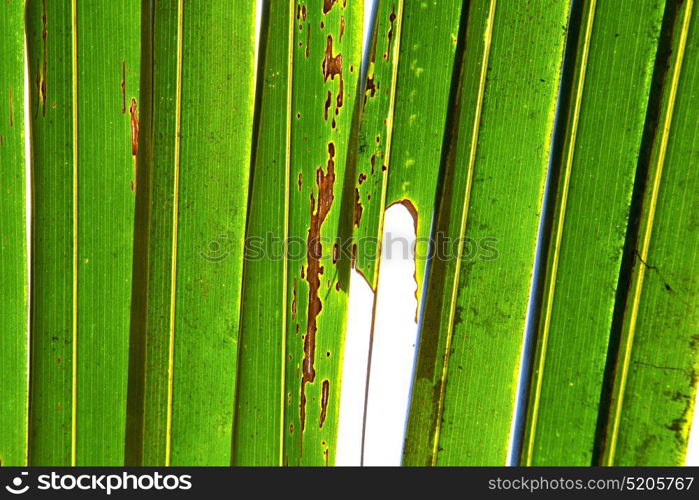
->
[359, 203, 420, 466]
[336, 270, 373, 465]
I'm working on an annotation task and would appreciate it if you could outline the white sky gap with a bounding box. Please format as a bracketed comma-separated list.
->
[362, 204, 419, 466]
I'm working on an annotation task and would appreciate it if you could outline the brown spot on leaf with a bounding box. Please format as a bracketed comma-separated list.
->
[121, 61, 126, 114]
[322, 36, 344, 115]
[365, 75, 377, 103]
[300, 142, 336, 431]
[385, 7, 397, 60]
[324, 91, 332, 121]
[305, 25, 311, 59]
[319, 380, 330, 428]
[33, 59, 40, 119]
[40, 0, 47, 116]
[323, 0, 337, 14]
[354, 188, 363, 227]
[8, 86, 13, 127]
[129, 98, 139, 156]
[292, 279, 297, 319]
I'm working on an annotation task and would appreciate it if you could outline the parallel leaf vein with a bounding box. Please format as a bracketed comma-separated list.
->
[71, 0, 79, 467]
[165, 0, 185, 466]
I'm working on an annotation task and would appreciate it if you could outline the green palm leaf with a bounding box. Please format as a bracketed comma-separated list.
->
[522, 0, 666, 466]
[0, 0, 28, 467]
[281, 0, 363, 466]
[603, 0, 699, 466]
[28, 0, 140, 466]
[233, 0, 292, 466]
[126, 0, 256, 466]
[405, 0, 571, 465]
